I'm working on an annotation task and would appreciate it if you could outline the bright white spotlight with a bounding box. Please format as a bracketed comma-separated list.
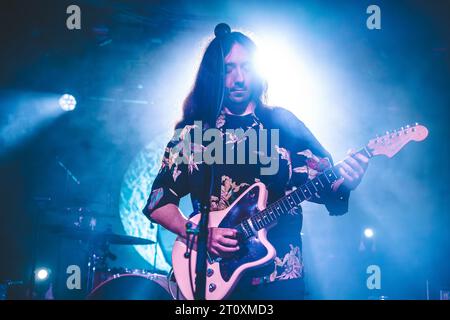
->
[364, 228, 374, 238]
[59, 94, 77, 111]
[35, 268, 50, 281]
[254, 35, 319, 112]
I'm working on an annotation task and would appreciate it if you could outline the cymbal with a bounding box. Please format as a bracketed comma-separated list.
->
[44, 206, 116, 218]
[44, 225, 155, 245]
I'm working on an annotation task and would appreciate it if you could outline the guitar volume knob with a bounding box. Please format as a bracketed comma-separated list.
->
[209, 283, 216, 292]
[207, 268, 214, 277]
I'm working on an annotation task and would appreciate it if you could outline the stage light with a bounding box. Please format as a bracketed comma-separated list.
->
[59, 94, 77, 111]
[364, 228, 374, 238]
[254, 34, 319, 112]
[35, 268, 50, 281]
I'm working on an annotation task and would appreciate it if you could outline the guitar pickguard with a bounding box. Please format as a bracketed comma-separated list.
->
[217, 185, 269, 282]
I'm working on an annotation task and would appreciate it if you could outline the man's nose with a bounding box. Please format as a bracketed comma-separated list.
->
[234, 67, 245, 83]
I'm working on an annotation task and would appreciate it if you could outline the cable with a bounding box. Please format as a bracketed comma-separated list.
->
[167, 268, 177, 300]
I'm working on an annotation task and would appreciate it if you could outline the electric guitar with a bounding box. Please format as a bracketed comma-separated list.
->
[172, 124, 429, 300]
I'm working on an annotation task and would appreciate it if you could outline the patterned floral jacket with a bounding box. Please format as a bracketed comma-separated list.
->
[143, 105, 350, 284]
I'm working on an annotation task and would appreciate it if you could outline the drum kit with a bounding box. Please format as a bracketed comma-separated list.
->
[43, 206, 183, 300]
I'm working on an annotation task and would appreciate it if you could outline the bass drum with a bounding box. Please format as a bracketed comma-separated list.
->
[86, 272, 182, 300]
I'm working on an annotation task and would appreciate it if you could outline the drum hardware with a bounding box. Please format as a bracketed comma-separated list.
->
[44, 222, 156, 296]
[40, 184, 171, 299]
[86, 271, 182, 300]
[44, 224, 155, 245]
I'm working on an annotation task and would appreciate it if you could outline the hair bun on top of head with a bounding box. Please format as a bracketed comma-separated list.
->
[214, 23, 231, 38]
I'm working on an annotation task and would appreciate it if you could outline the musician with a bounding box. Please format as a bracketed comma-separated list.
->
[142, 25, 368, 299]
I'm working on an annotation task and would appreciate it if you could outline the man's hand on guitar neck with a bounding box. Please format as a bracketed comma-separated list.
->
[333, 149, 369, 192]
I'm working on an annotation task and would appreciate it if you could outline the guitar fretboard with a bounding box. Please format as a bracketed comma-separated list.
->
[247, 146, 373, 231]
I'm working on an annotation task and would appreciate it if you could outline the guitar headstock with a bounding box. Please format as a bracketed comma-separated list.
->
[367, 123, 429, 158]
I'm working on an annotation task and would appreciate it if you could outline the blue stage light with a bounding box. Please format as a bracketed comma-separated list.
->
[364, 228, 374, 238]
[59, 94, 77, 111]
[35, 268, 50, 281]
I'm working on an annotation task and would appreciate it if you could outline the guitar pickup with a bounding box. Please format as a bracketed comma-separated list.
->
[241, 219, 255, 239]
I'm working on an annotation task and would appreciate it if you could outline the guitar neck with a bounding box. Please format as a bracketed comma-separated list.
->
[249, 146, 373, 231]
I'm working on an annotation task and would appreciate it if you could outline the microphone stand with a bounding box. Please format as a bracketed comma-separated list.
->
[192, 25, 227, 299]
[193, 166, 215, 300]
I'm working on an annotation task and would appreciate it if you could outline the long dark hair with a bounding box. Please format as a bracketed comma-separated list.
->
[175, 31, 268, 129]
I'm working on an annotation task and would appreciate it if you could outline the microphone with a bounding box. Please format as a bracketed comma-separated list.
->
[214, 23, 231, 38]
[213, 23, 231, 122]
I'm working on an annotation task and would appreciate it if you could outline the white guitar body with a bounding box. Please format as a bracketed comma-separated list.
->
[172, 182, 276, 300]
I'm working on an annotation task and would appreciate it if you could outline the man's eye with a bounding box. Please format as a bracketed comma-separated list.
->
[226, 66, 233, 73]
[243, 63, 253, 72]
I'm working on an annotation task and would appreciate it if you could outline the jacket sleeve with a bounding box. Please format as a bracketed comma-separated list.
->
[142, 130, 190, 222]
[274, 107, 351, 216]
